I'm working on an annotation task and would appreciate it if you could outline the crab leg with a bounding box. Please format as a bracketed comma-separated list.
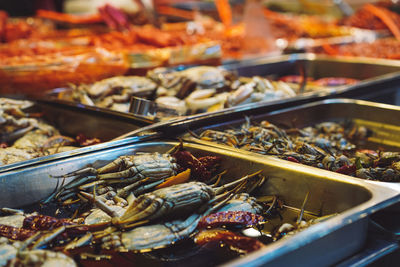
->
[214, 170, 263, 194]
[56, 167, 98, 178]
[97, 156, 133, 174]
[117, 178, 151, 198]
[53, 157, 134, 179]
[65, 232, 93, 250]
[131, 180, 165, 196]
[31, 226, 66, 249]
[115, 196, 162, 226]
[78, 180, 106, 191]
[79, 192, 119, 218]
[98, 166, 175, 180]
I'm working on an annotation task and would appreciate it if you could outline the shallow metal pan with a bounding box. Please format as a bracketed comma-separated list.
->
[147, 99, 400, 151]
[140, 53, 400, 122]
[0, 141, 398, 266]
[140, 99, 400, 185]
[0, 99, 154, 173]
[45, 53, 400, 123]
[222, 53, 400, 105]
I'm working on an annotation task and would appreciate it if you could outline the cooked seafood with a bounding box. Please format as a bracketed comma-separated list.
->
[0, 147, 331, 266]
[194, 228, 265, 254]
[71, 76, 159, 112]
[197, 211, 264, 229]
[0, 98, 101, 166]
[314, 38, 400, 59]
[0, 237, 76, 267]
[339, 3, 400, 38]
[196, 118, 400, 182]
[61, 66, 356, 116]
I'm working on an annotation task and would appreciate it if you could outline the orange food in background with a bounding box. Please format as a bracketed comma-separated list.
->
[0, 48, 129, 95]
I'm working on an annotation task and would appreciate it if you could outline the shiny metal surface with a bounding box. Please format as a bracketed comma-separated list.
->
[0, 142, 398, 266]
[0, 99, 153, 173]
[35, 99, 152, 139]
[46, 53, 400, 129]
[129, 96, 158, 118]
[224, 53, 400, 80]
[223, 53, 400, 105]
[335, 225, 399, 266]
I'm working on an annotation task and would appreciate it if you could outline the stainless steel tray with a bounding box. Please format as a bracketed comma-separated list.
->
[0, 99, 154, 173]
[145, 99, 400, 151]
[134, 99, 400, 185]
[46, 53, 400, 123]
[183, 98, 400, 150]
[0, 141, 398, 266]
[222, 53, 400, 105]
[156, 53, 400, 120]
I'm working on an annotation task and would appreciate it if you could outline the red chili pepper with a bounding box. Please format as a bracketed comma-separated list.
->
[173, 150, 212, 181]
[0, 224, 35, 241]
[23, 215, 88, 237]
[335, 165, 356, 175]
[287, 156, 300, 163]
[198, 156, 222, 173]
[198, 211, 264, 229]
[195, 229, 264, 253]
[23, 215, 75, 230]
[0, 215, 88, 242]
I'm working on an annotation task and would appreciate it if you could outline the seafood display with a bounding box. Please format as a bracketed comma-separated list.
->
[0, 138, 396, 266]
[311, 2, 400, 59]
[2, 2, 400, 266]
[0, 98, 102, 166]
[1, 1, 389, 94]
[0, 144, 337, 266]
[194, 117, 400, 182]
[339, 3, 400, 37]
[56, 65, 359, 115]
[0, 237, 76, 267]
[0, 145, 324, 266]
[314, 38, 400, 59]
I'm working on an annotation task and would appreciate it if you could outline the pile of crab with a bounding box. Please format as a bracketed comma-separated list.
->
[60, 66, 344, 116]
[198, 118, 400, 182]
[0, 144, 326, 266]
[0, 98, 100, 166]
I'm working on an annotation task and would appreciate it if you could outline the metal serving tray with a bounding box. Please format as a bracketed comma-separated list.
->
[0, 99, 153, 173]
[142, 98, 400, 151]
[222, 53, 400, 105]
[129, 99, 400, 187]
[183, 98, 400, 151]
[0, 142, 398, 266]
[46, 53, 400, 123]
[161, 53, 400, 119]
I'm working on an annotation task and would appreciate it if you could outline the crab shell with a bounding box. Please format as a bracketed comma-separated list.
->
[117, 182, 215, 224]
[119, 213, 200, 252]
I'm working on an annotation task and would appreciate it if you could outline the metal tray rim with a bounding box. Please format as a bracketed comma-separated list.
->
[0, 99, 155, 173]
[172, 98, 400, 133]
[222, 53, 400, 69]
